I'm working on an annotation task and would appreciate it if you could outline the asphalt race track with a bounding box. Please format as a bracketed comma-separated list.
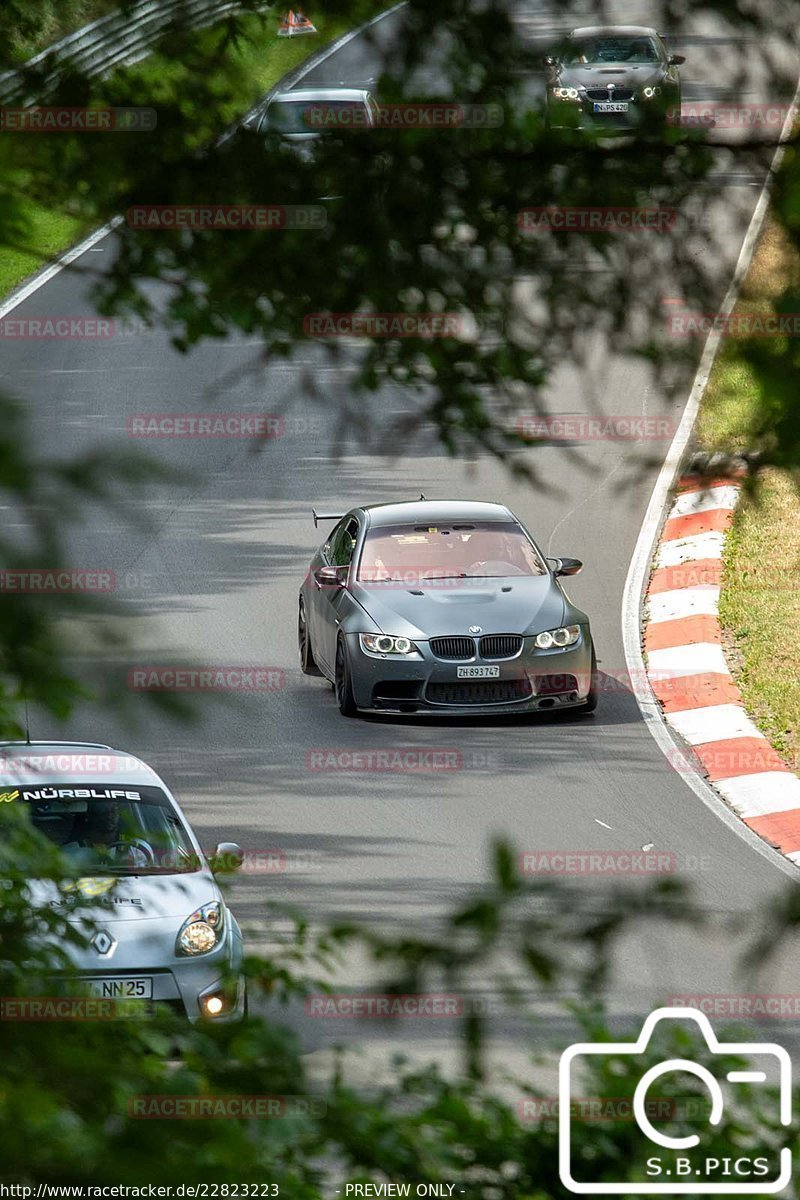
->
[4, 0, 800, 1076]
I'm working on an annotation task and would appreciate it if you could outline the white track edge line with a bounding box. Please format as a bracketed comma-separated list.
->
[0, 217, 123, 320]
[621, 84, 800, 882]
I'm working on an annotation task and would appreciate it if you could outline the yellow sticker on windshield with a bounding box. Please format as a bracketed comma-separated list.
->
[0, 790, 19, 803]
[64, 877, 115, 897]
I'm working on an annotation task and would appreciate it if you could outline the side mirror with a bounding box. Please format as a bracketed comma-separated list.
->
[668, 54, 685, 65]
[547, 556, 583, 577]
[314, 565, 346, 589]
[543, 55, 557, 67]
[209, 842, 243, 874]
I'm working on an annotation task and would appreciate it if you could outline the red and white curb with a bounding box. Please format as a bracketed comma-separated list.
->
[643, 474, 800, 867]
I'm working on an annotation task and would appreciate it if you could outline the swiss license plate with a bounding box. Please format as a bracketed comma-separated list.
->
[84, 977, 153, 999]
[457, 665, 500, 679]
[593, 102, 628, 113]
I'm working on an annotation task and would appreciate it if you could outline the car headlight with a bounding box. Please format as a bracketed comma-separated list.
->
[176, 901, 224, 956]
[360, 634, 418, 655]
[534, 625, 581, 650]
[643, 86, 662, 99]
[552, 87, 580, 100]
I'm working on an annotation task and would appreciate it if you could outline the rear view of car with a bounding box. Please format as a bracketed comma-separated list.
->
[3, 741, 245, 1022]
[258, 87, 379, 156]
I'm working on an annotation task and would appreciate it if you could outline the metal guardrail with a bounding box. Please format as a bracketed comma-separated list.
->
[0, 0, 270, 104]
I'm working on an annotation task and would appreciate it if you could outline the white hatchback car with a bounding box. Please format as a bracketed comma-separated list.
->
[3, 740, 246, 1022]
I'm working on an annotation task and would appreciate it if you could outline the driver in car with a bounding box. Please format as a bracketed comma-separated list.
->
[64, 802, 154, 870]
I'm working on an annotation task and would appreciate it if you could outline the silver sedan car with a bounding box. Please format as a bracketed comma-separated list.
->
[257, 87, 379, 154]
[299, 500, 598, 718]
[4, 741, 245, 1022]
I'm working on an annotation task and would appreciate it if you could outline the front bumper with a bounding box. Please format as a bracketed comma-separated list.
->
[53, 914, 245, 1023]
[346, 630, 594, 716]
[547, 98, 669, 131]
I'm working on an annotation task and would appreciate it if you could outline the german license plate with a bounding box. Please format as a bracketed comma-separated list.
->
[457, 665, 500, 679]
[84, 977, 153, 999]
[593, 102, 628, 113]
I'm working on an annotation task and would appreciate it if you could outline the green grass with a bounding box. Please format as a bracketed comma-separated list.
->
[5, 0, 121, 64]
[0, 204, 87, 298]
[0, 5, 368, 298]
[695, 219, 800, 773]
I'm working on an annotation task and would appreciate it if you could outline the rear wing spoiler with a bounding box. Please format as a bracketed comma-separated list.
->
[312, 509, 344, 528]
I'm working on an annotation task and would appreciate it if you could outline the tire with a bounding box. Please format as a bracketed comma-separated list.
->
[335, 637, 358, 717]
[298, 596, 321, 676]
[582, 648, 598, 713]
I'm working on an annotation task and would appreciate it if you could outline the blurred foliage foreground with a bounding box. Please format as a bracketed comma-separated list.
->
[1, 812, 800, 1195]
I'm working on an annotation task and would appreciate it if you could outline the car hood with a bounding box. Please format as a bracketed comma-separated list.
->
[556, 63, 667, 89]
[28, 871, 218, 924]
[351, 575, 566, 639]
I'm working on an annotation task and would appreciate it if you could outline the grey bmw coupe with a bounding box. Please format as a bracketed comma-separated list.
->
[544, 26, 684, 130]
[298, 500, 597, 718]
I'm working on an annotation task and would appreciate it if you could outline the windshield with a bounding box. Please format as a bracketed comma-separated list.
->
[563, 37, 661, 65]
[357, 520, 546, 582]
[18, 783, 199, 875]
[266, 99, 367, 134]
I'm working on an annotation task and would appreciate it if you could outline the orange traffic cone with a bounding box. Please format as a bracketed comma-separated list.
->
[277, 9, 317, 36]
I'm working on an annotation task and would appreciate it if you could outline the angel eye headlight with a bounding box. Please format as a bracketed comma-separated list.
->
[534, 625, 581, 650]
[643, 86, 663, 98]
[176, 901, 224, 956]
[360, 634, 417, 655]
[553, 87, 580, 100]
